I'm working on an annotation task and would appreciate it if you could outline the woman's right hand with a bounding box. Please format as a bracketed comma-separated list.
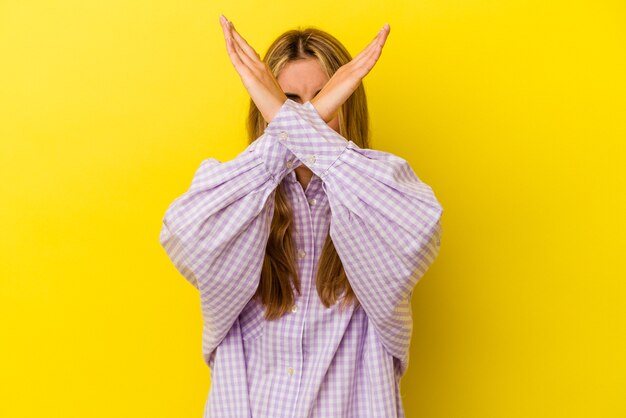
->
[219, 15, 287, 124]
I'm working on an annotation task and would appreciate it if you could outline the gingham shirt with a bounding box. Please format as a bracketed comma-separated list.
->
[159, 98, 444, 418]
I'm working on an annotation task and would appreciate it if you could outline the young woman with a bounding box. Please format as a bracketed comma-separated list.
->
[159, 15, 444, 418]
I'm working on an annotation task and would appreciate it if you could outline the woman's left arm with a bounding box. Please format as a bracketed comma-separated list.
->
[266, 98, 444, 373]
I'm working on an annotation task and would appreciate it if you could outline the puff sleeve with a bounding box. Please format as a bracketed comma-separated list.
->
[264, 99, 444, 374]
[158, 104, 304, 366]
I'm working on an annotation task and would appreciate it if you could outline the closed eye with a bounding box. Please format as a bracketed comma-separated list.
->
[285, 89, 322, 103]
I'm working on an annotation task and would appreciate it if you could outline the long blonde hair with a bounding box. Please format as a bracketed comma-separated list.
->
[247, 27, 370, 321]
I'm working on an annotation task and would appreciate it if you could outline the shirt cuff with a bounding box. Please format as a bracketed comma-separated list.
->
[246, 123, 302, 186]
[263, 98, 351, 180]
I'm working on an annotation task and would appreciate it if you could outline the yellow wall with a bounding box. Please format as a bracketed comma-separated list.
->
[1, 1, 624, 417]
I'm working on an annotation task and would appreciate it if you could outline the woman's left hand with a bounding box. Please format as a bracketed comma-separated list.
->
[310, 24, 390, 123]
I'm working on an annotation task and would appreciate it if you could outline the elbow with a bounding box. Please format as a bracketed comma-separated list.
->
[159, 219, 173, 250]
[159, 221, 200, 290]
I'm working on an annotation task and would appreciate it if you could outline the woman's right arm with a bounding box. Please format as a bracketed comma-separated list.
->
[159, 117, 299, 361]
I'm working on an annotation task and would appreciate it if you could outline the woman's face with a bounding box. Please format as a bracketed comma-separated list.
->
[276, 57, 341, 134]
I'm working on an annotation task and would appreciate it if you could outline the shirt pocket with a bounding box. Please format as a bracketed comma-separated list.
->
[239, 297, 267, 343]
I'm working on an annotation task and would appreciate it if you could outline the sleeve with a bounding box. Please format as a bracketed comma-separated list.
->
[264, 98, 444, 373]
[158, 104, 304, 365]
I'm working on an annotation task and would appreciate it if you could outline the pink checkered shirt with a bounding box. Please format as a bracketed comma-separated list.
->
[160, 98, 443, 417]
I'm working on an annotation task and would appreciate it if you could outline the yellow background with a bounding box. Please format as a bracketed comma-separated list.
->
[1, 0, 624, 417]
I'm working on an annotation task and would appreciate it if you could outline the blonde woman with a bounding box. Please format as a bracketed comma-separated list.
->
[160, 15, 444, 417]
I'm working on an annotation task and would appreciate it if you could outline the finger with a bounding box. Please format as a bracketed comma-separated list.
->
[220, 17, 254, 74]
[228, 36, 252, 75]
[362, 26, 389, 64]
[354, 24, 389, 62]
[352, 28, 384, 62]
[377, 24, 390, 47]
[357, 39, 385, 76]
[228, 27, 259, 75]
[350, 25, 389, 72]
[221, 20, 251, 74]
[220, 15, 234, 46]
[352, 25, 389, 66]
[221, 19, 262, 77]
[228, 21, 262, 64]
[228, 25, 262, 73]
[339, 27, 387, 82]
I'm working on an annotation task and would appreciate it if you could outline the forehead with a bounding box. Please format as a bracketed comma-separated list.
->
[277, 58, 329, 93]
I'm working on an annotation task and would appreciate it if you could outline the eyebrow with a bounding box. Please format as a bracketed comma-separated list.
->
[285, 89, 322, 100]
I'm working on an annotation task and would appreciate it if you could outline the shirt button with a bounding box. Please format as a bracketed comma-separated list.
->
[308, 198, 316, 206]
[287, 367, 294, 376]
[307, 155, 316, 164]
[279, 131, 288, 140]
[291, 304, 298, 313]
[286, 160, 294, 168]
[297, 249, 306, 259]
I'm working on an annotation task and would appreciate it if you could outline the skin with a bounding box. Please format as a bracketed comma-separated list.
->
[277, 58, 340, 190]
[218, 15, 390, 190]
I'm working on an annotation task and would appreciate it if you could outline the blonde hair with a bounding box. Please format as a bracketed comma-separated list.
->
[247, 27, 370, 321]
